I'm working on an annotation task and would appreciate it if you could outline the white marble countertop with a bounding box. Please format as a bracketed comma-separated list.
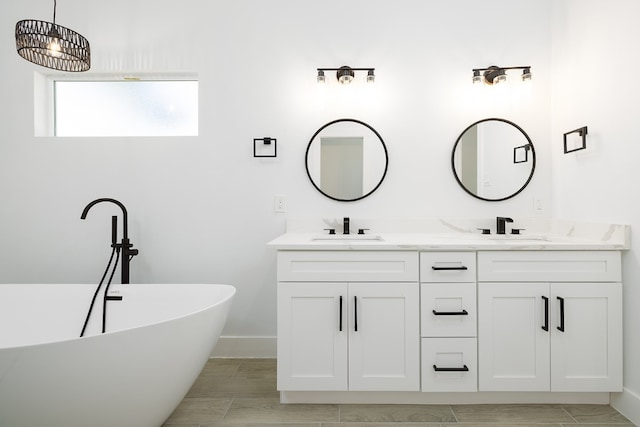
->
[267, 218, 630, 251]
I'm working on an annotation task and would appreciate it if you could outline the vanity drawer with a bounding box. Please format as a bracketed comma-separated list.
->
[420, 252, 476, 283]
[277, 251, 418, 282]
[477, 251, 621, 282]
[421, 283, 476, 337]
[421, 337, 477, 392]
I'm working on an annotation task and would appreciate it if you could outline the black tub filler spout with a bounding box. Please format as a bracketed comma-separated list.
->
[81, 198, 139, 284]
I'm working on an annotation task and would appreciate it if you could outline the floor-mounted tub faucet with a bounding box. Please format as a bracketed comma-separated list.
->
[81, 198, 139, 284]
[496, 216, 514, 235]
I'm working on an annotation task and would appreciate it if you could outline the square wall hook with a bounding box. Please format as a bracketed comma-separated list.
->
[563, 126, 588, 154]
[254, 137, 277, 158]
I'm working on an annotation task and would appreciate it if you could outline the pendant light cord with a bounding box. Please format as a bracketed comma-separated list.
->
[52, 0, 57, 24]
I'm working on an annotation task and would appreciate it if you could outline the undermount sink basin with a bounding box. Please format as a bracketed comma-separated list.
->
[311, 234, 384, 242]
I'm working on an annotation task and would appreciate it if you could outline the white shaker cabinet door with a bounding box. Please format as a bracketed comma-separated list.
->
[277, 282, 348, 391]
[550, 282, 623, 392]
[348, 282, 420, 391]
[478, 282, 550, 391]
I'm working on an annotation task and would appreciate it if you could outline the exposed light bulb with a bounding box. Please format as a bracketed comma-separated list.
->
[48, 38, 62, 57]
[47, 27, 62, 58]
[494, 69, 507, 84]
[366, 69, 375, 83]
[338, 74, 353, 84]
[336, 66, 354, 84]
[472, 70, 482, 84]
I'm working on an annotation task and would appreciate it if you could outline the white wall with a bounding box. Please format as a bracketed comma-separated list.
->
[550, 0, 640, 423]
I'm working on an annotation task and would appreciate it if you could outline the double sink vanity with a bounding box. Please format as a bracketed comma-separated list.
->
[268, 218, 630, 404]
[276, 117, 629, 404]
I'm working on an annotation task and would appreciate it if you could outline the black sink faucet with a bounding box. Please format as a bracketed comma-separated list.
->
[496, 217, 514, 235]
[81, 198, 139, 284]
[343, 217, 350, 235]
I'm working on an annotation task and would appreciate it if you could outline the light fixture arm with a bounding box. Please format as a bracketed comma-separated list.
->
[317, 67, 375, 72]
[472, 65, 530, 73]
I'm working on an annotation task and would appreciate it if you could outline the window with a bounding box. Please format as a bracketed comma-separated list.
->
[52, 79, 198, 137]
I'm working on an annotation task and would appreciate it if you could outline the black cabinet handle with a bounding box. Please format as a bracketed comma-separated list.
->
[339, 296, 343, 332]
[354, 296, 358, 332]
[557, 296, 565, 332]
[432, 309, 469, 316]
[431, 266, 468, 271]
[541, 296, 549, 331]
[433, 365, 469, 372]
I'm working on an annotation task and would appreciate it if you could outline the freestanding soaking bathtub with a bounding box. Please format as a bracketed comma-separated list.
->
[0, 283, 235, 427]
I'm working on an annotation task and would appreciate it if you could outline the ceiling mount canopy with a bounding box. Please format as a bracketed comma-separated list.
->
[15, 0, 90, 72]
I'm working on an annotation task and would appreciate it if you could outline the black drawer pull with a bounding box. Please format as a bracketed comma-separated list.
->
[541, 296, 549, 332]
[557, 296, 565, 332]
[432, 309, 469, 316]
[354, 296, 358, 332]
[339, 296, 343, 332]
[433, 364, 469, 372]
[431, 266, 468, 271]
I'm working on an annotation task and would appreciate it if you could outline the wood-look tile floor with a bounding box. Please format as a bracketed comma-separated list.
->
[163, 358, 635, 427]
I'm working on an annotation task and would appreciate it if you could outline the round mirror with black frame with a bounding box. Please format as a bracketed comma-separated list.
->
[451, 118, 536, 202]
[305, 118, 388, 202]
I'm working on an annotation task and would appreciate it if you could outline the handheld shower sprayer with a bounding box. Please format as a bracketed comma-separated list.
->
[111, 215, 117, 246]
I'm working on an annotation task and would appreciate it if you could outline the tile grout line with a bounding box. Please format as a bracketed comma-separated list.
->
[449, 404, 460, 423]
[230, 358, 242, 378]
[560, 405, 579, 424]
[217, 393, 234, 423]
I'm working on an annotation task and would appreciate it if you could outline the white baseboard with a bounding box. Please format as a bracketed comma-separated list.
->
[210, 335, 276, 358]
[611, 387, 640, 426]
[281, 391, 611, 405]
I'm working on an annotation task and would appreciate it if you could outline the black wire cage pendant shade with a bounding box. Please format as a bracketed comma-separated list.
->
[15, 0, 90, 72]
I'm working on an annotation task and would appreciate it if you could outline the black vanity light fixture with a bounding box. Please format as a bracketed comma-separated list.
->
[472, 65, 531, 85]
[317, 66, 375, 84]
[15, 0, 91, 72]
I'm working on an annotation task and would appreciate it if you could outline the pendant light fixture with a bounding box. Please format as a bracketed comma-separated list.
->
[15, 0, 91, 72]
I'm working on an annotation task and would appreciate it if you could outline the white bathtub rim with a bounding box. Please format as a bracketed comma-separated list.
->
[0, 283, 236, 351]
